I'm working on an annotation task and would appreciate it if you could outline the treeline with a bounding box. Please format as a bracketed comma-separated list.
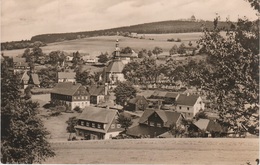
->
[1, 40, 46, 51]
[31, 20, 229, 43]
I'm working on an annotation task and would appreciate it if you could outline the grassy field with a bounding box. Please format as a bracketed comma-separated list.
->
[45, 138, 259, 164]
[2, 33, 202, 57]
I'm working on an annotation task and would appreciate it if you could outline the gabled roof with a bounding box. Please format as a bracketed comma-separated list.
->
[128, 95, 147, 104]
[151, 91, 168, 97]
[194, 119, 222, 132]
[21, 71, 30, 82]
[106, 60, 125, 73]
[89, 85, 105, 96]
[77, 107, 118, 132]
[58, 72, 76, 79]
[30, 74, 40, 85]
[51, 82, 83, 95]
[176, 94, 200, 106]
[126, 125, 168, 138]
[139, 109, 182, 127]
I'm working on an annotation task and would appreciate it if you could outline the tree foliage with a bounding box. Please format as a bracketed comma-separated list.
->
[1, 61, 55, 163]
[97, 52, 109, 63]
[114, 82, 137, 106]
[116, 114, 133, 131]
[120, 47, 132, 54]
[152, 46, 163, 56]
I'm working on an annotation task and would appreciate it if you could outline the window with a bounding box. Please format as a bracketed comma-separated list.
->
[78, 97, 80, 99]
[117, 124, 121, 128]
[111, 124, 115, 129]
[74, 97, 77, 100]
[150, 122, 154, 127]
[81, 96, 84, 99]
[97, 124, 101, 129]
[86, 122, 90, 127]
[157, 123, 162, 127]
[179, 106, 182, 109]
[81, 121, 84, 126]
[187, 107, 189, 110]
[92, 123, 95, 128]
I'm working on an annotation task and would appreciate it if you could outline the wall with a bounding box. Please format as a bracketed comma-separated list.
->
[71, 101, 90, 110]
[104, 131, 121, 140]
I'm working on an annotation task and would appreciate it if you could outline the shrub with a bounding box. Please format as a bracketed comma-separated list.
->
[50, 111, 61, 116]
[73, 106, 82, 113]
[176, 38, 181, 42]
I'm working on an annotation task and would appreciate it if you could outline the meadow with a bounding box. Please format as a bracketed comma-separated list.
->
[2, 32, 202, 57]
[45, 138, 259, 164]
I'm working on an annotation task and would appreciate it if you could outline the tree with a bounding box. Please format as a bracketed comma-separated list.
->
[177, 43, 186, 54]
[1, 60, 55, 163]
[114, 82, 137, 106]
[120, 47, 132, 54]
[147, 50, 153, 57]
[196, 14, 259, 135]
[66, 117, 78, 140]
[31, 46, 43, 63]
[169, 123, 185, 138]
[116, 113, 133, 132]
[72, 51, 82, 69]
[122, 61, 140, 83]
[22, 48, 31, 62]
[24, 85, 33, 100]
[48, 51, 66, 67]
[75, 70, 94, 86]
[194, 111, 208, 121]
[97, 52, 109, 63]
[169, 45, 178, 55]
[152, 46, 163, 57]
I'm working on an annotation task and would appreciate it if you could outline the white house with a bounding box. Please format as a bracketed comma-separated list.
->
[75, 107, 124, 140]
[175, 94, 205, 119]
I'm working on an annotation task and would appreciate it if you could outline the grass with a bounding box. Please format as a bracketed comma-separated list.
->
[45, 138, 259, 164]
[2, 33, 202, 57]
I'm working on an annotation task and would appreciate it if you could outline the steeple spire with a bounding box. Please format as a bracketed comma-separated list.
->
[114, 39, 120, 59]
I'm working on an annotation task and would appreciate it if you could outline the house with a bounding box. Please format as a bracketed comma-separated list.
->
[184, 46, 197, 55]
[66, 55, 73, 62]
[21, 71, 40, 88]
[50, 82, 90, 110]
[12, 57, 30, 73]
[82, 55, 98, 63]
[127, 109, 184, 138]
[88, 84, 108, 105]
[57, 72, 76, 83]
[75, 107, 124, 140]
[192, 119, 223, 137]
[175, 94, 205, 119]
[130, 32, 138, 38]
[150, 91, 179, 105]
[124, 95, 149, 111]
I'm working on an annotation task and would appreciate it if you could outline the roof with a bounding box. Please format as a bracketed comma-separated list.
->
[30, 74, 40, 85]
[51, 82, 82, 95]
[128, 95, 147, 104]
[194, 119, 222, 132]
[89, 85, 105, 96]
[13, 57, 26, 63]
[126, 125, 168, 138]
[106, 60, 125, 73]
[58, 72, 76, 79]
[151, 91, 168, 97]
[139, 109, 182, 127]
[165, 92, 179, 98]
[176, 94, 200, 106]
[21, 72, 30, 82]
[77, 107, 118, 133]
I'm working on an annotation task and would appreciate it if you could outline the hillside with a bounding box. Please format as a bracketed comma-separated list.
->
[31, 20, 229, 43]
[45, 138, 259, 164]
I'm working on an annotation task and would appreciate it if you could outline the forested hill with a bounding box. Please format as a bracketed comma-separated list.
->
[31, 20, 229, 43]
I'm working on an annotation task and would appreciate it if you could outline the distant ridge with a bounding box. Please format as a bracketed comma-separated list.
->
[31, 20, 229, 43]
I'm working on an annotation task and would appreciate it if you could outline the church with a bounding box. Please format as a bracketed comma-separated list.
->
[105, 40, 126, 85]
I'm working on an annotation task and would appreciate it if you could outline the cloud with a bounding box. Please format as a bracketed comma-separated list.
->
[1, 0, 258, 41]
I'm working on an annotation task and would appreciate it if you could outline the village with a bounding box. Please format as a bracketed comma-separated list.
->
[2, 37, 258, 143]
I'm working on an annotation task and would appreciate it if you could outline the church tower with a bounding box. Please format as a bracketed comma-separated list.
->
[114, 39, 121, 59]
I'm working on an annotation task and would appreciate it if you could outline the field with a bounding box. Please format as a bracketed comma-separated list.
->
[2, 33, 202, 57]
[45, 138, 259, 164]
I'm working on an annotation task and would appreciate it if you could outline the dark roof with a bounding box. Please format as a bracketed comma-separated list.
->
[165, 92, 179, 98]
[51, 82, 82, 95]
[139, 109, 182, 127]
[106, 60, 125, 73]
[128, 95, 147, 104]
[30, 74, 40, 85]
[58, 72, 76, 79]
[89, 85, 105, 96]
[194, 119, 223, 132]
[126, 125, 168, 138]
[77, 107, 118, 132]
[176, 94, 200, 106]
[151, 91, 168, 97]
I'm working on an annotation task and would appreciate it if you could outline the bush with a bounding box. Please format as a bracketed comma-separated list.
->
[50, 111, 61, 116]
[73, 106, 82, 113]
[176, 38, 181, 42]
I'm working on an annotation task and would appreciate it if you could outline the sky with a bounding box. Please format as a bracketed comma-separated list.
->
[1, 0, 258, 42]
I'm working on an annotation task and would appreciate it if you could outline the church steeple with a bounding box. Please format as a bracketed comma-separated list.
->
[114, 39, 121, 59]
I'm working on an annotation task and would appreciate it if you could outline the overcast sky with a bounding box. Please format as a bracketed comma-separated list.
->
[1, 0, 258, 42]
